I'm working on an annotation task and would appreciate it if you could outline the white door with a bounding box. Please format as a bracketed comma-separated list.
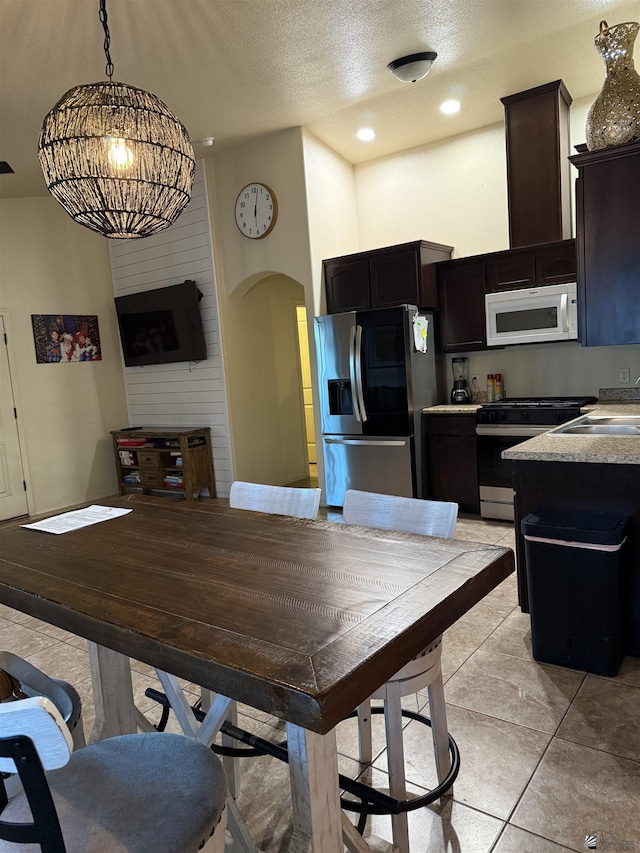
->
[0, 316, 28, 520]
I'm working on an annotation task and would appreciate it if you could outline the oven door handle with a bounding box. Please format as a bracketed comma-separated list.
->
[475, 425, 550, 437]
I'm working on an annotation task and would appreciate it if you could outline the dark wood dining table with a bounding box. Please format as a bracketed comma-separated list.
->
[0, 493, 514, 853]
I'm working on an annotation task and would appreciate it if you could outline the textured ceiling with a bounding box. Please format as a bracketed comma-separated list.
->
[1, 0, 638, 198]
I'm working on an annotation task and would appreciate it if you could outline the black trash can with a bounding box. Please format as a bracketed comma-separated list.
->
[522, 507, 628, 677]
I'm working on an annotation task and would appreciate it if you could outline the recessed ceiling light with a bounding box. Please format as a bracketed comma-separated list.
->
[357, 128, 376, 142]
[440, 100, 461, 115]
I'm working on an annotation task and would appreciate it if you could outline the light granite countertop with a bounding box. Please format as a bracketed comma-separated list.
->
[424, 404, 481, 414]
[502, 403, 640, 465]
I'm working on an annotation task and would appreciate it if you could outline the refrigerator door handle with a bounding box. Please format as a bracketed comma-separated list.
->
[349, 324, 362, 422]
[353, 324, 367, 422]
[324, 438, 408, 447]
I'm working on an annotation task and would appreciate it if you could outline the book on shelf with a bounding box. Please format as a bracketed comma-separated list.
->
[117, 437, 147, 447]
[163, 475, 184, 488]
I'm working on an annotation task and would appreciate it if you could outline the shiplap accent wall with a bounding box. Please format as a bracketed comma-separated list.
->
[108, 160, 233, 497]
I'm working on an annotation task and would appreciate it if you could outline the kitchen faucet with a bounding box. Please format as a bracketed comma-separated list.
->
[636, 376, 640, 385]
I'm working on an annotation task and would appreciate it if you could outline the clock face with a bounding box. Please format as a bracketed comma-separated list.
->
[235, 183, 278, 239]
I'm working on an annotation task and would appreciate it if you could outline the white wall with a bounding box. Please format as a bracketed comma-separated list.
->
[0, 196, 128, 514]
[355, 123, 509, 258]
[211, 128, 313, 300]
[302, 131, 360, 316]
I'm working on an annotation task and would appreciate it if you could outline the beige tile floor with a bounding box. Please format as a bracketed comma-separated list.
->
[2, 510, 639, 853]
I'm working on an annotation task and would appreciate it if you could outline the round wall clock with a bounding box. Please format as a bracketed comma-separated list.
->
[234, 182, 278, 239]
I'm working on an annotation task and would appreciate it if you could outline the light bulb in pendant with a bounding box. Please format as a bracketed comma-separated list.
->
[106, 137, 134, 170]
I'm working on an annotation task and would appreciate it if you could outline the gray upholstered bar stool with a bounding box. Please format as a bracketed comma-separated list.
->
[0, 696, 227, 853]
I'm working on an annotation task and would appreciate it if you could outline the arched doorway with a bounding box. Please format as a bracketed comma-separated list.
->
[223, 273, 317, 487]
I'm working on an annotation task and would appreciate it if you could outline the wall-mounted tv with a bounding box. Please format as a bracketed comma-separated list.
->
[115, 280, 207, 367]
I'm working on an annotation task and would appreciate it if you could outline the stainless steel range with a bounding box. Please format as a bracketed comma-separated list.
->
[475, 397, 597, 520]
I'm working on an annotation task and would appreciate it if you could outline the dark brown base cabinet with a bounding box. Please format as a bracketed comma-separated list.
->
[513, 459, 640, 657]
[435, 239, 576, 352]
[570, 141, 640, 347]
[323, 241, 453, 314]
[424, 414, 480, 513]
[111, 427, 216, 502]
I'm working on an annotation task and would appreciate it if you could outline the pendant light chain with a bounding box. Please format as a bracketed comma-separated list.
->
[99, 0, 114, 81]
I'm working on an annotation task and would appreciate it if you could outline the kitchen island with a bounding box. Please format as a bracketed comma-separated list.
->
[503, 402, 640, 657]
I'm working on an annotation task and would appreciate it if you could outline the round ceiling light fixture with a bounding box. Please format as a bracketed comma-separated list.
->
[356, 127, 376, 141]
[387, 51, 437, 83]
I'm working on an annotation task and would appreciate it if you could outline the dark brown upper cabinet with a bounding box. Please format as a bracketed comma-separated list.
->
[437, 239, 576, 353]
[501, 80, 573, 249]
[485, 239, 576, 291]
[570, 141, 640, 347]
[535, 240, 578, 285]
[437, 258, 487, 352]
[323, 240, 453, 314]
[485, 253, 536, 291]
[323, 257, 370, 313]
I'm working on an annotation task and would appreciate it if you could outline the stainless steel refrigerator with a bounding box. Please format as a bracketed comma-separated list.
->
[314, 305, 443, 507]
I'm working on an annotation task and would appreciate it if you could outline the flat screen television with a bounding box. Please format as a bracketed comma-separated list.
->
[115, 280, 207, 367]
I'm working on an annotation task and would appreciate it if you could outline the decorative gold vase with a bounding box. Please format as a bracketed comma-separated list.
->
[585, 20, 640, 151]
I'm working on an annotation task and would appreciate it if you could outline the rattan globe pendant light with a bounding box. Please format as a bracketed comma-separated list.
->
[38, 0, 195, 239]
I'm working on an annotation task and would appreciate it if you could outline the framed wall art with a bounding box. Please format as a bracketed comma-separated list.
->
[31, 314, 102, 364]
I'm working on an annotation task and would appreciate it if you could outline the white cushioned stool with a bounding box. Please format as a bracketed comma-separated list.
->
[342, 489, 459, 853]
[0, 651, 85, 750]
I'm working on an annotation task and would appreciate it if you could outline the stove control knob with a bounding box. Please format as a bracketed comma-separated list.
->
[489, 411, 497, 422]
[500, 411, 508, 421]
[521, 411, 530, 420]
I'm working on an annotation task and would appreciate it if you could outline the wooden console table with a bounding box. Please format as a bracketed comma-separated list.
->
[111, 427, 215, 501]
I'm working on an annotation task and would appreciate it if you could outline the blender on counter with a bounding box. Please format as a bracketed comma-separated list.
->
[450, 357, 471, 404]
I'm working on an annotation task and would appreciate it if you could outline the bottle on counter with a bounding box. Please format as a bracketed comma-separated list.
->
[494, 373, 504, 401]
[486, 374, 495, 402]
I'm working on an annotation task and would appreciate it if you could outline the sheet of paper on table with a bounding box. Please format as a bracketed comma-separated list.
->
[21, 505, 132, 535]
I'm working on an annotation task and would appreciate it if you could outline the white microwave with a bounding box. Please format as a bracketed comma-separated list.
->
[485, 282, 578, 347]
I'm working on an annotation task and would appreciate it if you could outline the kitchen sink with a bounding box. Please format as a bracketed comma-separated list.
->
[549, 415, 640, 436]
